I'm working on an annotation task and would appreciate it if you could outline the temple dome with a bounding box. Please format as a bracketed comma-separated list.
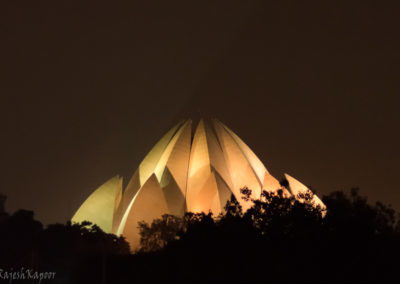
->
[72, 119, 325, 249]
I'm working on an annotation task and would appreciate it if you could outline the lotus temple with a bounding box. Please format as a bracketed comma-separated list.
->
[72, 119, 325, 249]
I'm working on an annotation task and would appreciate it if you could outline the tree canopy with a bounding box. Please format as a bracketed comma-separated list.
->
[0, 188, 398, 284]
[136, 188, 400, 284]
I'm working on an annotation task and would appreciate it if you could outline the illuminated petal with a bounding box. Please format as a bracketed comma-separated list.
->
[72, 175, 122, 234]
[285, 173, 326, 210]
[122, 174, 169, 250]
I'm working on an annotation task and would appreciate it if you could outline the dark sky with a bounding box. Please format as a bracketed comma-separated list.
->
[1, 0, 399, 224]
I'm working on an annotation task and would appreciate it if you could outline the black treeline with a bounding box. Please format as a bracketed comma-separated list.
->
[0, 188, 399, 284]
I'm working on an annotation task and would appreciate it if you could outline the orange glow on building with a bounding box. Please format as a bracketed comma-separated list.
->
[72, 119, 325, 250]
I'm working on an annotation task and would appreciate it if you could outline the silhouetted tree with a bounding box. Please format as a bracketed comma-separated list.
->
[0, 207, 129, 283]
[1, 188, 398, 284]
[134, 187, 400, 284]
[138, 214, 184, 253]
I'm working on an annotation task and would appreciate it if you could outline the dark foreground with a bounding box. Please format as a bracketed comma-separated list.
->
[0, 189, 399, 284]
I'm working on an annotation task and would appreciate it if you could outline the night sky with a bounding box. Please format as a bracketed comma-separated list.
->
[1, 0, 399, 224]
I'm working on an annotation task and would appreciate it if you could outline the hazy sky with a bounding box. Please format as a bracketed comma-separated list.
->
[1, 0, 399, 224]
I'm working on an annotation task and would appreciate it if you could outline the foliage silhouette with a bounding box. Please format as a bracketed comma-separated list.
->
[0, 201, 130, 283]
[135, 188, 399, 284]
[0, 188, 399, 284]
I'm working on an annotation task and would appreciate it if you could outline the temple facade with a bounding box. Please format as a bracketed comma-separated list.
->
[72, 119, 325, 250]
